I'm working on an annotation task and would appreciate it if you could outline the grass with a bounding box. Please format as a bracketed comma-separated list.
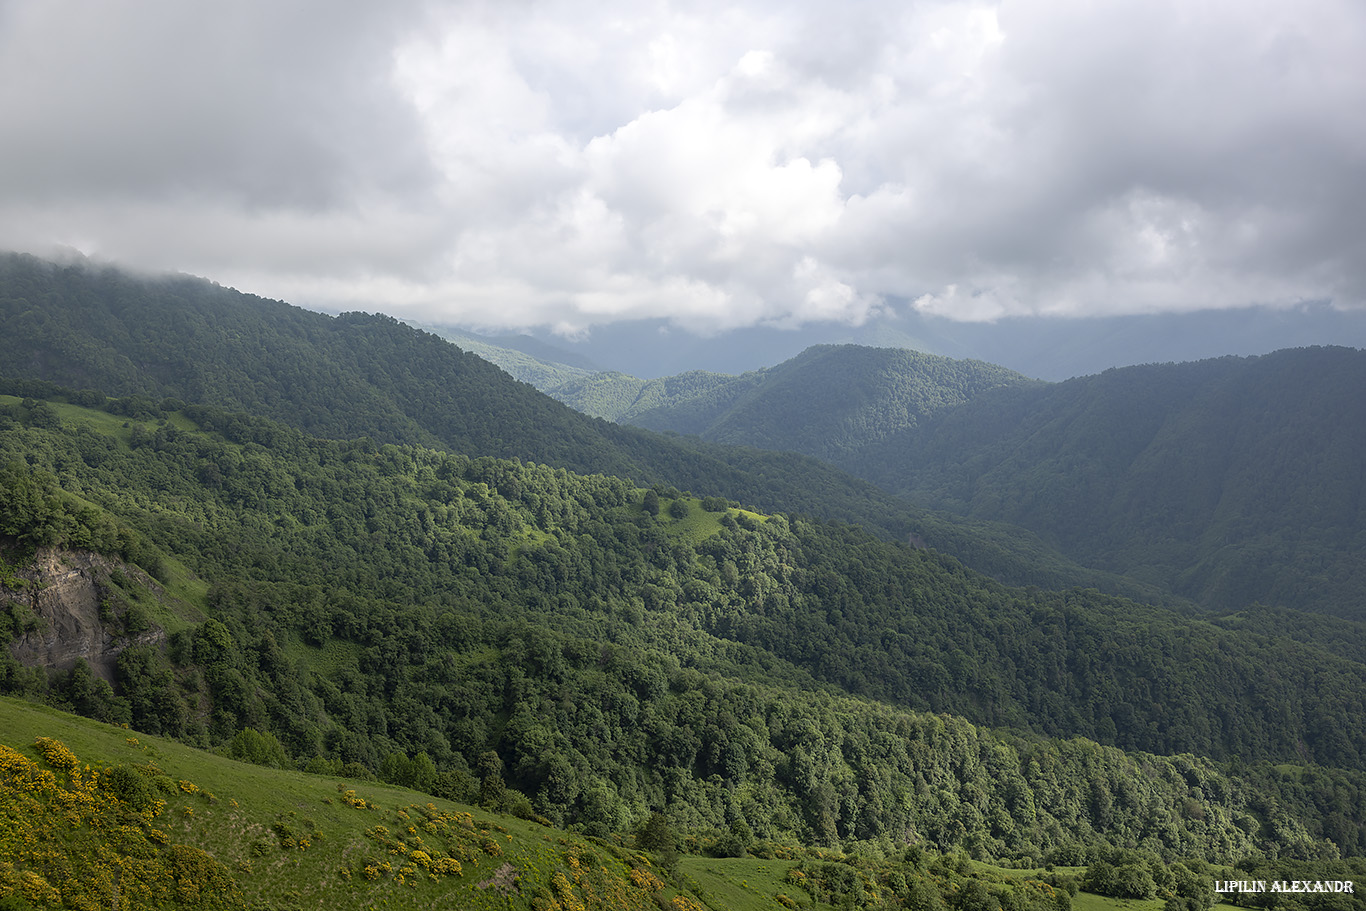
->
[282, 636, 363, 678]
[660, 499, 728, 543]
[679, 855, 826, 910]
[7, 395, 143, 450]
[148, 553, 211, 626]
[1069, 893, 1164, 911]
[0, 696, 680, 911]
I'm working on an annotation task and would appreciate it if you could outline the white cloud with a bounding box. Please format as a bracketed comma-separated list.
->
[1, 0, 1363, 333]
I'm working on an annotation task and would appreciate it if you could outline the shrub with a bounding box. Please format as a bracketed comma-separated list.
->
[102, 764, 156, 811]
[32, 737, 79, 772]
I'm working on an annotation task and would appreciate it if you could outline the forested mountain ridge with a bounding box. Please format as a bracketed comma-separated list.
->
[2, 393, 1365, 866]
[543, 335, 1366, 619]
[0, 252, 937, 539]
[0, 250, 1187, 602]
[848, 347, 1366, 619]
[549, 346, 1035, 466]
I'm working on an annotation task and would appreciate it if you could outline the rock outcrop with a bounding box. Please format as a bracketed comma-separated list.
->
[3, 546, 164, 682]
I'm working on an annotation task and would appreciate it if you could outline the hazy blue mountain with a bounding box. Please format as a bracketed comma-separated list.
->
[416, 324, 603, 389]
[474, 301, 1366, 381]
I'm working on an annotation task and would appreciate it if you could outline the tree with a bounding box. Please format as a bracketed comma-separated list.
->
[477, 750, 507, 809]
[636, 811, 679, 854]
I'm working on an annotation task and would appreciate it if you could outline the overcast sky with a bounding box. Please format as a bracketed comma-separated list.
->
[2, 0, 1364, 336]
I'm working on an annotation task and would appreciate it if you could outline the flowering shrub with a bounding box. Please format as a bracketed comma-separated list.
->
[0, 740, 244, 910]
[628, 867, 664, 892]
[32, 737, 79, 772]
[551, 870, 587, 911]
[430, 857, 462, 875]
[339, 788, 369, 809]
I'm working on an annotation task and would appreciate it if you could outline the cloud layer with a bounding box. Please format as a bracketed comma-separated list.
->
[2, 0, 1363, 333]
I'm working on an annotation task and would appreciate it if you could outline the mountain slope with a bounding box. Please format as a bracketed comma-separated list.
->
[0, 251, 1183, 603]
[0, 252, 917, 529]
[14, 696, 1340, 911]
[3, 399, 1366, 863]
[0, 696, 686, 911]
[5, 396, 1366, 772]
[850, 348, 1366, 618]
[559, 338, 1366, 618]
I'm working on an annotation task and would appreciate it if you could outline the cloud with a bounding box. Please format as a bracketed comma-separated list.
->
[1, 0, 1363, 333]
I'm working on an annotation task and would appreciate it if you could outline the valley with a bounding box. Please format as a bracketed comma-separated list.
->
[1, 253, 1364, 910]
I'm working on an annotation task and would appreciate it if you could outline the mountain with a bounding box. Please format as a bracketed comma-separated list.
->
[849, 348, 1366, 619]
[425, 301, 1366, 381]
[4, 250, 1366, 876]
[9, 253, 1361, 617]
[554, 340, 1366, 619]
[3, 394, 1365, 865]
[0, 251, 1182, 602]
[549, 346, 1035, 466]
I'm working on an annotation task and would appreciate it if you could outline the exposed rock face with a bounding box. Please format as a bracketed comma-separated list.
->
[3, 547, 164, 682]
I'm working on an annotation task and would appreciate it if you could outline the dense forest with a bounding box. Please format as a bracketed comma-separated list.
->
[1, 393, 1364, 866]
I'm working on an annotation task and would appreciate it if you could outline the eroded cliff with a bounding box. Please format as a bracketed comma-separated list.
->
[2, 546, 164, 681]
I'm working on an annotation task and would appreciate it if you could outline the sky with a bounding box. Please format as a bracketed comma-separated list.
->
[2, 0, 1365, 340]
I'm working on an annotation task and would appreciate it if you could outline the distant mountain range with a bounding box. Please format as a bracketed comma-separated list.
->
[425, 300, 1366, 381]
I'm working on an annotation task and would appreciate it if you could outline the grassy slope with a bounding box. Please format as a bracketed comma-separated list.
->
[0, 697, 679, 911]
[2, 697, 1208, 911]
[8, 693, 1218, 911]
